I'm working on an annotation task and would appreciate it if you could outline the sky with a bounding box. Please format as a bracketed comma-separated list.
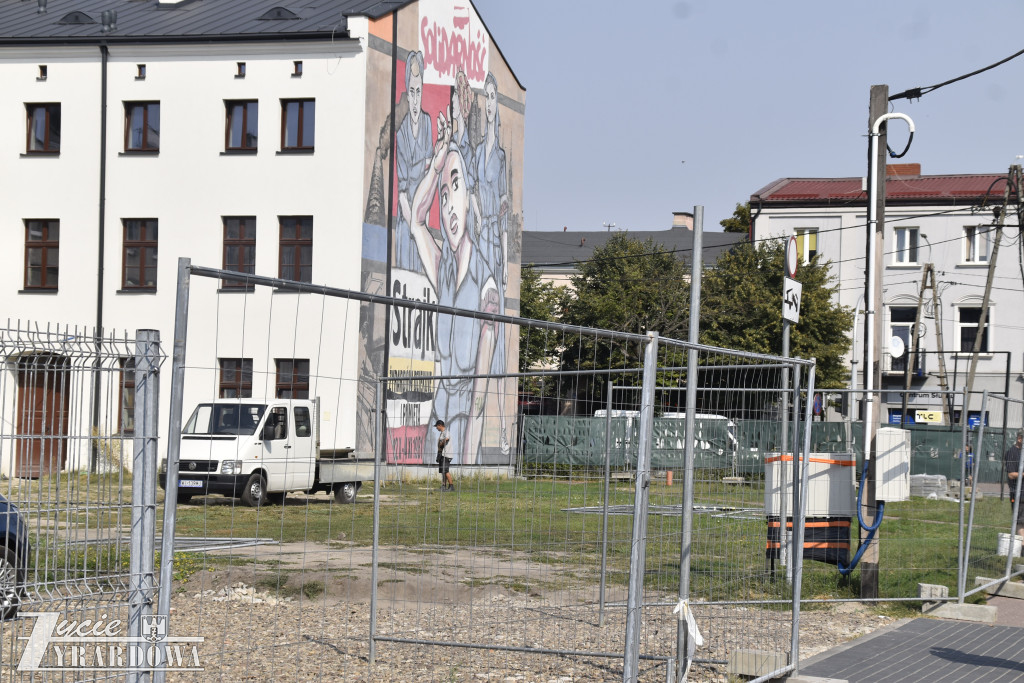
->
[472, 0, 1024, 232]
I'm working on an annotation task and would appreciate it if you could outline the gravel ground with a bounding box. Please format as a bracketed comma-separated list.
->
[157, 578, 895, 682]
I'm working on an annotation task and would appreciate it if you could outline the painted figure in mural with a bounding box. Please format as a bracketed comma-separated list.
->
[395, 51, 433, 272]
[471, 71, 511, 455]
[409, 109, 500, 465]
[452, 68, 476, 185]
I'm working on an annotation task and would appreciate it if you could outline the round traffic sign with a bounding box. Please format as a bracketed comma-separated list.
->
[785, 236, 799, 278]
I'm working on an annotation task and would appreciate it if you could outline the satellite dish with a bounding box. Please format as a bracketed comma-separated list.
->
[889, 336, 906, 358]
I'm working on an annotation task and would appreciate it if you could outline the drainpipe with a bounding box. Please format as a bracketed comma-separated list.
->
[91, 43, 109, 472]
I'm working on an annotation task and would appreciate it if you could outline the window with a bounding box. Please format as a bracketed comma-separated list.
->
[294, 407, 311, 437]
[957, 306, 989, 353]
[264, 407, 288, 440]
[964, 226, 990, 263]
[236, 62, 246, 78]
[893, 226, 919, 264]
[136, 64, 146, 80]
[24, 219, 59, 290]
[279, 216, 312, 282]
[26, 103, 61, 153]
[124, 102, 160, 152]
[223, 217, 256, 287]
[293, 61, 303, 77]
[122, 219, 158, 289]
[275, 359, 309, 399]
[37, 65, 47, 81]
[119, 357, 135, 434]
[219, 358, 253, 398]
[281, 99, 314, 150]
[888, 306, 917, 373]
[794, 228, 817, 264]
[225, 101, 258, 151]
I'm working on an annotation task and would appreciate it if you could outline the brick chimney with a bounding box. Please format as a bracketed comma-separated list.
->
[887, 163, 921, 177]
[672, 212, 694, 230]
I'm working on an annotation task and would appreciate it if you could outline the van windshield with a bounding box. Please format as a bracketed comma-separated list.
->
[183, 404, 267, 436]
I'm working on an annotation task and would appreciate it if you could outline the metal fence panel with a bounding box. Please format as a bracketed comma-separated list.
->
[0, 324, 164, 681]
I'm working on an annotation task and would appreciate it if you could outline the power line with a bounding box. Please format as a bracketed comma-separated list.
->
[889, 47, 1024, 101]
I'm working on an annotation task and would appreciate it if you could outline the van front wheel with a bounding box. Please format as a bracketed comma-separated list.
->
[241, 473, 267, 508]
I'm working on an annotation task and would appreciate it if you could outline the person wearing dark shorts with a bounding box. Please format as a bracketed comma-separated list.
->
[435, 420, 453, 491]
[1005, 432, 1024, 536]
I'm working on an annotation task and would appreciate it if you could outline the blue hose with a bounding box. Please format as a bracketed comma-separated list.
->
[838, 456, 886, 576]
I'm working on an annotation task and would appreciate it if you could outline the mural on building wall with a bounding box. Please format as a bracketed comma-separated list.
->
[358, 0, 523, 466]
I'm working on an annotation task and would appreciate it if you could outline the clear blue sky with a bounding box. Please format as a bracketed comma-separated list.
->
[473, 0, 1024, 232]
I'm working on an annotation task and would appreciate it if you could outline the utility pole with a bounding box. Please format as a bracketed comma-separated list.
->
[962, 165, 1019, 423]
[924, 266, 952, 423]
[861, 84, 888, 600]
[900, 267, 930, 425]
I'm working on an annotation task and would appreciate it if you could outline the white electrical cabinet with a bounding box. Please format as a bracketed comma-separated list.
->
[764, 454, 856, 518]
[874, 427, 911, 502]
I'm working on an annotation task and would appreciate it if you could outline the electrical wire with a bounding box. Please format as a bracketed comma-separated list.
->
[889, 47, 1024, 102]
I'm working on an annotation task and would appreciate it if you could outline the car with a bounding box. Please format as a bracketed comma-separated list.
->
[0, 492, 30, 620]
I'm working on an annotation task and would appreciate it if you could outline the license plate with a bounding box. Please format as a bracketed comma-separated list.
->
[178, 480, 203, 488]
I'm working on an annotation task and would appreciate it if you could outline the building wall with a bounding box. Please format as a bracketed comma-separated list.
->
[358, 0, 526, 466]
[754, 205, 1022, 425]
[0, 35, 374, 468]
[0, 0, 524, 472]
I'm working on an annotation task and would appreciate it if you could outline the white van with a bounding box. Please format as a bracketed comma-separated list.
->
[158, 398, 372, 507]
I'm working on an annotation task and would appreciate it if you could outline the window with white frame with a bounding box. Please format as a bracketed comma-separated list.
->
[893, 226, 919, 264]
[957, 306, 989, 353]
[963, 226, 990, 263]
[794, 228, 817, 264]
[889, 306, 916, 372]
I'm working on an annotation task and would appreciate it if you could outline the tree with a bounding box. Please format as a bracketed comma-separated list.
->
[699, 240, 852, 388]
[720, 202, 751, 234]
[518, 265, 565, 373]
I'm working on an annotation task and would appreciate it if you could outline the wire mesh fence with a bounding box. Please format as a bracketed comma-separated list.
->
[16, 259, 1024, 682]
[0, 323, 165, 681]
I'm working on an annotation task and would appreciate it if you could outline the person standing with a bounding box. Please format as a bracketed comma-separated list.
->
[1004, 432, 1024, 536]
[435, 419, 453, 491]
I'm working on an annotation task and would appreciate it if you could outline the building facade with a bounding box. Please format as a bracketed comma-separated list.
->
[751, 164, 1019, 427]
[0, 0, 525, 474]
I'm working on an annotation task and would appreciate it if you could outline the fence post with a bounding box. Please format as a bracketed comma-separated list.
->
[622, 331, 659, 683]
[128, 329, 160, 683]
[600, 381, 613, 628]
[957, 387, 970, 602]
[369, 379, 384, 666]
[675, 206, 703, 682]
[791, 363, 815, 676]
[153, 259, 191, 683]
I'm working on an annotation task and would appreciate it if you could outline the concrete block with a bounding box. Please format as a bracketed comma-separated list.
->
[781, 677, 848, 683]
[975, 576, 1024, 599]
[728, 649, 789, 678]
[918, 583, 949, 600]
[722, 476, 746, 484]
[921, 601, 997, 623]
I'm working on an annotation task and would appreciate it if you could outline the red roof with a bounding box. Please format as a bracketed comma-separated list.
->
[752, 174, 1010, 206]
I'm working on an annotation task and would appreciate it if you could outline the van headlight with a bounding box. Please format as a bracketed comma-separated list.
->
[221, 460, 243, 475]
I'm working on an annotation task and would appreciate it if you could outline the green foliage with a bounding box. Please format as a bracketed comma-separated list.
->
[720, 202, 751, 234]
[518, 265, 565, 373]
[700, 240, 853, 387]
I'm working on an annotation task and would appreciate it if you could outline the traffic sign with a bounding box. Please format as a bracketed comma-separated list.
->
[782, 277, 801, 323]
[785, 236, 799, 278]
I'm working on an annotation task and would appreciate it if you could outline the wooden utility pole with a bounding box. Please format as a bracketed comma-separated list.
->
[962, 165, 1020, 423]
[900, 268, 931, 424]
[861, 84, 888, 600]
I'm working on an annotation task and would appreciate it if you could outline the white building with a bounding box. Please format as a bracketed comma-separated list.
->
[0, 0, 526, 475]
[751, 164, 1020, 428]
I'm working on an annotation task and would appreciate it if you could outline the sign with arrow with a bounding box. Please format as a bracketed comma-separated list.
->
[783, 277, 802, 323]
